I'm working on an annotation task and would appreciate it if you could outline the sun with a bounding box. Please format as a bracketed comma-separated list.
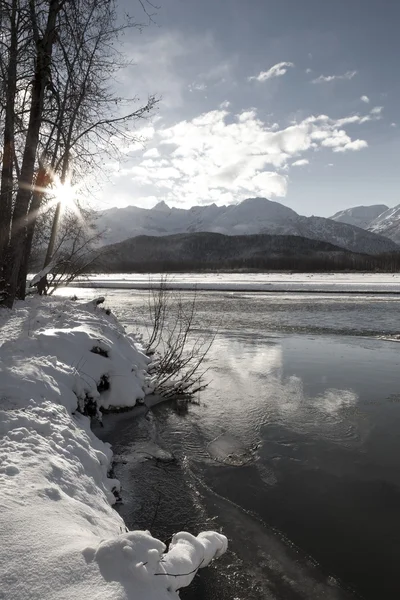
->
[52, 176, 76, 209]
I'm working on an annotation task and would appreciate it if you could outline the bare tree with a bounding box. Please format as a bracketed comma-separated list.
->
[28, 200, 104, 294]
[0, 0, 158, 307]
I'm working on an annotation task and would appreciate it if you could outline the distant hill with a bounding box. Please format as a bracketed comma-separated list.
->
[330, 205, 389, 229]
[94, 232, 389, 273]
[96, 197, 398, 256]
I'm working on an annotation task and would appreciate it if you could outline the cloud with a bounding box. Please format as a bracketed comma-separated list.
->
[360, 95, 370, 103]
[248, 62, 294, 82]
[117, 106, 370, 207]
[188, 82, 207, 92]
[251, 172, 287, 196]
[312, 70, 357, 84]
[292, 159, 309, 167]
[334, 139, 368, 153]
[370, 106, 383, 115]
[143, 148, 160, 158]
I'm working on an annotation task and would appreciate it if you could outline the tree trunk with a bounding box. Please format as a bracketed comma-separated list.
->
[43, 199, 61, 267]
[1, 0, 61, 307]
[17, 167, 49, 298]
[0, 0, 18, 276]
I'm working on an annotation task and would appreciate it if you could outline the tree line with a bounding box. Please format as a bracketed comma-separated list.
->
[94, 251, 400, 273]
[0, 0, 156, 307]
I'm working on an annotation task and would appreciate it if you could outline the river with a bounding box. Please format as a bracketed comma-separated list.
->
[73, 286, 400, 599]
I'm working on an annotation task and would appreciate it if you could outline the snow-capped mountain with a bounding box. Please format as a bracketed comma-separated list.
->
[330, 205, 389, 229]
[97, 198, 399, 255]
[368, 204, 400, 243]
[329, 203, 400, 244]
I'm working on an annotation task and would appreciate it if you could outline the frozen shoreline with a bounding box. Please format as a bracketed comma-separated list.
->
[0, 297, 227, 600]
[62, 272, 400, 295]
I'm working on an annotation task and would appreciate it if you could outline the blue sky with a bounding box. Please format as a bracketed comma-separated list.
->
[98, 0, 400, 216]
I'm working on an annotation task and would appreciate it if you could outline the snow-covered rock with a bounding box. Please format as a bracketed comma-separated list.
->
[0, 297, 227, 599]
[329, 204, 388, 229]
[97, 197, 398, 255]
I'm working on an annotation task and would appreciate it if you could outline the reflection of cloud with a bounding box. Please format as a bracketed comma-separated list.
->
[207, 336, 359, 447]
[316, 388, 358, 414]
[266, 374, 359, 437]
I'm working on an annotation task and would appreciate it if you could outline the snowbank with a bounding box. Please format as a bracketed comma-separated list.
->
[0, 296, 227, 599]
[63, 272, 400, 294]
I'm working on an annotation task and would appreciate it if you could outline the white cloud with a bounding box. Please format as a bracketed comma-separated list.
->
[116, 126, 155, 154]
[120, 106, 370, 206]
[334, 139, 368, 153]
[306, 68, 312, 74]
[391, 122, 397, 128]
[237, 109, 257, 122]
[248, 62, 294, 82]
[250, 171, 287, 196]
[370, 106, 383, 115]
[360, 95, 370, 103]
[220, 100, 231, 109]
[141, 158, 169, 167]
[292, 159, 309, 167]
[143, 148, 160, 158]
[312, 70, 357, 84]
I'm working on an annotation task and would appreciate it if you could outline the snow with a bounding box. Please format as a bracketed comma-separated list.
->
[60, 272, 400, 294]
[0, 296, 227, 599]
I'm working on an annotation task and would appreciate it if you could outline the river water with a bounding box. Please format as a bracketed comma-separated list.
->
[84, 288, 400, 599]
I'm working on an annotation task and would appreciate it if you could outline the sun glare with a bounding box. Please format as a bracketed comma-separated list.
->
[53, 177, 75, 209]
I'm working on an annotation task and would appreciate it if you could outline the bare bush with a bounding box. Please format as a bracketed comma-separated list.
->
[145, 278, 215, 399]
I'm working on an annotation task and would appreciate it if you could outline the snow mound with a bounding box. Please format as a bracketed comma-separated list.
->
[88, 529, 227, 595]
[0, 297, 227, 599]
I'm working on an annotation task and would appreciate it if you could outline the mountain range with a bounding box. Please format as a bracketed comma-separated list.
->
[330, 204, 400, 243]
[97, 197, 399, 255]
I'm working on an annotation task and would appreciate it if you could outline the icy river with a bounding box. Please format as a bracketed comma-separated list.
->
[63, 279, 400, 599]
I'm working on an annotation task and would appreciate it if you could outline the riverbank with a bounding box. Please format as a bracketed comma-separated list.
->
[62, 272, 400, 294]
[0, 296, 227, 600]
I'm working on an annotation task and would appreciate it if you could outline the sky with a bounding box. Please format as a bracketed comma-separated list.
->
[97, 0, 400, 217]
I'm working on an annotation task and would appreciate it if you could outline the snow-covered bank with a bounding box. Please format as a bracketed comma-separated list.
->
[63, 272, 400, 294]
[0, 297, 227, 600]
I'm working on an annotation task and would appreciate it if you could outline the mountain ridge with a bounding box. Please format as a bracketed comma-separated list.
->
[97, 197, 398, 255]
